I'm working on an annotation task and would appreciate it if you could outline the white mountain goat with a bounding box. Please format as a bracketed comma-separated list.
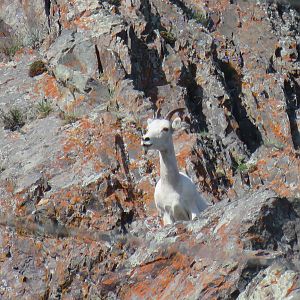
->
[141, 108, 208, 225]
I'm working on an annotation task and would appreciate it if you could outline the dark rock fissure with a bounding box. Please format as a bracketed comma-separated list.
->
[95, 45, 104, 75]
[179, 63, 208, 133]
[140, 0, 160, 30]
[169, 0, 212, 28]
[213, 44, 263, 153]
[267, 56, 276, 74]
[245, 198, 299, 251]
[114, 134, 135, 202]
[56, 3, 62, 36]
[44, 0, 51, 29]
[115, 200, 134, 234]
[284, 78, 300, 149]
[168, 0, 193, 19]
[128, 26, 167, 102]
[235, 264, 266, 298]
[192, 142, 229, 197]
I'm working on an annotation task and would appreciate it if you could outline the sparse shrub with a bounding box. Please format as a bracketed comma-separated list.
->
[37, 99, 52, 118]
[0, 37, 22, 59]
[29, 60, 47, 77]
[191, 10, 209, 27]
[160, 31, 176, 45]
[24, 26, 45, 49]
[5, 44, 21, 58]
[59, 110, 79, 125]
[234, 157, 256, 175]
[0, 30, 23, 58]
[0, 108, 25, 131]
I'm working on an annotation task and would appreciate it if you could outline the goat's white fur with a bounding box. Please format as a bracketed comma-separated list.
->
[142, 115, 208, 225]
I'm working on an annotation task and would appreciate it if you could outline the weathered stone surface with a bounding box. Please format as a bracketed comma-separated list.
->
[0, 0, 300, 299]
[0, 0, 47, 46]
[237, 264, 300, 300]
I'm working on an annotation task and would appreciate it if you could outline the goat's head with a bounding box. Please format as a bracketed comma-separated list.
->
[141, 108, 185, 153]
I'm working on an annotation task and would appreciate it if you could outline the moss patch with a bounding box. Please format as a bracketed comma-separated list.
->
[29, 60, 47, 77]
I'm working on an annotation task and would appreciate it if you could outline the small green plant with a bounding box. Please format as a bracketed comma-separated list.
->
[160, 31, 176, 45]
[108, 87, 115, 99]
[0, 42, 21, 59]
[0, 35, 22, 59]
[6, 44, 21, 57]
[59, 110, 79, 125]
[0, 108, 25, 131]
[191, 10, 209, 27]
[236, 162, 249, 174]
[199, 130, 209, 138]
[29, 60, 47, 77]
[37, 99, 52, 118]
[25, 28, 43, 49]
[234, 157, 256, 175]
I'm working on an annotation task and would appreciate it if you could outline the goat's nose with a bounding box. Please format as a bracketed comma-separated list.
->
[142, 136, 150, 142]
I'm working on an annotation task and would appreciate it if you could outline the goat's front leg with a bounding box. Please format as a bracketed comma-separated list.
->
[163, 213, 173, 225]
[173, 204, 190, 221]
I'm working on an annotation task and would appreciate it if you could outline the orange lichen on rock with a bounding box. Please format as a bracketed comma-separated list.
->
[175, 132, 197, 169]
[73, 16, 92, 30]
[286, 278, 300, 296]
[122, 252, 195, 300]
[34, 74, 62, 100]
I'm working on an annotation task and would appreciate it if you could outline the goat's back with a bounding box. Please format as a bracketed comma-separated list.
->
[179, 172, 208, 215]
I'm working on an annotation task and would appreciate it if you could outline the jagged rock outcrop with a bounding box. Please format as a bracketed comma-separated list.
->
[0, 0, 299, 299]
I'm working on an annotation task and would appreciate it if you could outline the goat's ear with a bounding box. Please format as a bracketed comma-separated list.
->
[147, 118, 153, 126]
[171, 117, 182, 131]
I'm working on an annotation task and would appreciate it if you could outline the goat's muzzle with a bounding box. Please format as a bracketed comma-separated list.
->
[141, 136, 152, 154]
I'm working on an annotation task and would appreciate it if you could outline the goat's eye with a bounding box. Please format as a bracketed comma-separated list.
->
[162, 127, 169, 132]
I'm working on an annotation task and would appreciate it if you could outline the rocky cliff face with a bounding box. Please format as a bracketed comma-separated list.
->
[0, 0, 299, 299]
